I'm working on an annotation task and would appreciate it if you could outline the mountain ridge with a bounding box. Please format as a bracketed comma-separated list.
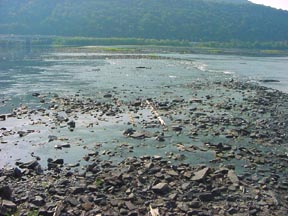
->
[0, 0, 288, 42]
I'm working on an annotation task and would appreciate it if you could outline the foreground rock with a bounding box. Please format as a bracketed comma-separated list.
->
[1, 156, 287, 215]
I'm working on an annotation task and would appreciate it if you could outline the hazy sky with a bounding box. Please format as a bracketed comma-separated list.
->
[249, 0, 288, 10]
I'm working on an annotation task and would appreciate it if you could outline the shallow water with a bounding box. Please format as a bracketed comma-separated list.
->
[161, 53, 288, 93]
[0, 46, 287, 174]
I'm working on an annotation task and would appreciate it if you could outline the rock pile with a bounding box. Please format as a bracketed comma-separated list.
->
[1, 156, 287, 216]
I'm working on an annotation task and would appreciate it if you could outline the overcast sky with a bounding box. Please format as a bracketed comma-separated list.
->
[249, 0, 288, 10]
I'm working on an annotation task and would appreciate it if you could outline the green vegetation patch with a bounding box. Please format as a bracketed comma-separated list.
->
[260, 49, 286, 55]
[52, 37, 190, 47]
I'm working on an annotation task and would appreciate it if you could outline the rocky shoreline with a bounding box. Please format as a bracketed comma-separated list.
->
[1, 80, 288, 215]
[1, 155, 287, 216]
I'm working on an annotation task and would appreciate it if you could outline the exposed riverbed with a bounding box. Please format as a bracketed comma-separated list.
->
[0, 47, 287, 215]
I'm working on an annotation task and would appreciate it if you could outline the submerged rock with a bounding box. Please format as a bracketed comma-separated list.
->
[103, 93, 112, 98]
[259, 79, 280, 83]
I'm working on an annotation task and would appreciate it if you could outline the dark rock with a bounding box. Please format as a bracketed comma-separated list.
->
[226, 195, 238, 202]
[32, 195, 45, 206]
[136, 66, 151, 69]
[227, 207, 238, 214]
[67, 197, 80, 207]
[13, 167, 22, 178]
[152, 182, 170, 194]
[173, 97, 185, 103]
[32, 93, 40, 97]
[18, 160, 39, 170]
[47, 162, 58, 170]
[48, 135, 58, 142]
[53, 159, 64, 165]
[198, 192, 214, 202]
[123, 128, 136, 136]
[60, 143, 71, 148]
[172, 126, 183, 132]
[83, 155, 90, 161]
[58, 179, 70, 186]
[103, 93, 112, 98]
[189, 98, 203, 103]
[131, 101, 141, 106]
[155, 135, 165, 142]
[211, 188, 221, 196]
[0, 185, 12, 200]
[34, 164, 44, 175]
[249, 208, 260, 215]
[259, 79, 280, 83]
[67, 120, 76, 128]
[87, 185, 98, 192]
[0, 114, 7, 121]
[38, 209, 54, 216]
[147, 166, 161, 175]
[71, 186, 86, 194]
[189, 201, 201, 208]
[88, 151, 99, 156]
[152, 155, 162, 160]
[54, 145, 62, 149]
[187, 210, 202, 216]
[17, 131, 28, 137]
[68, 163, 79, 168]
[47, 158, 64, 169]
[130, 131, 148, 139]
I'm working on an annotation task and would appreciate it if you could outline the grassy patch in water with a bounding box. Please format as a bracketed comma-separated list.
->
[101, 47, 133, 52]
[260, 49, 286, 55]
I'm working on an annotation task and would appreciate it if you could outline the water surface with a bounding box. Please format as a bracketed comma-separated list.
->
[0, 46, 287, 173]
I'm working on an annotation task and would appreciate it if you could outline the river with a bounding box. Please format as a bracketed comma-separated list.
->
[0, 46, 287, 171]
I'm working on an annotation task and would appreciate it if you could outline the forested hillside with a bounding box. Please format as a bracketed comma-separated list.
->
[1, 0, 288, 42]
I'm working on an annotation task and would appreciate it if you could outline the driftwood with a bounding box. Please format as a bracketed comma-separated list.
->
[146, 100, 166, 127]
[128, 112, 136, 126]
[149, 205, 160, 216]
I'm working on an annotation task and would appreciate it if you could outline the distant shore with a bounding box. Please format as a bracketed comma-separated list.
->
[1, 35, 288, 57]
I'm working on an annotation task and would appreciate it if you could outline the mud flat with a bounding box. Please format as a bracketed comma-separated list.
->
[1, 80, 288, 215]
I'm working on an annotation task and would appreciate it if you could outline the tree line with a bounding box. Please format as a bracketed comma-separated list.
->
[1, 0, 288, 43]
